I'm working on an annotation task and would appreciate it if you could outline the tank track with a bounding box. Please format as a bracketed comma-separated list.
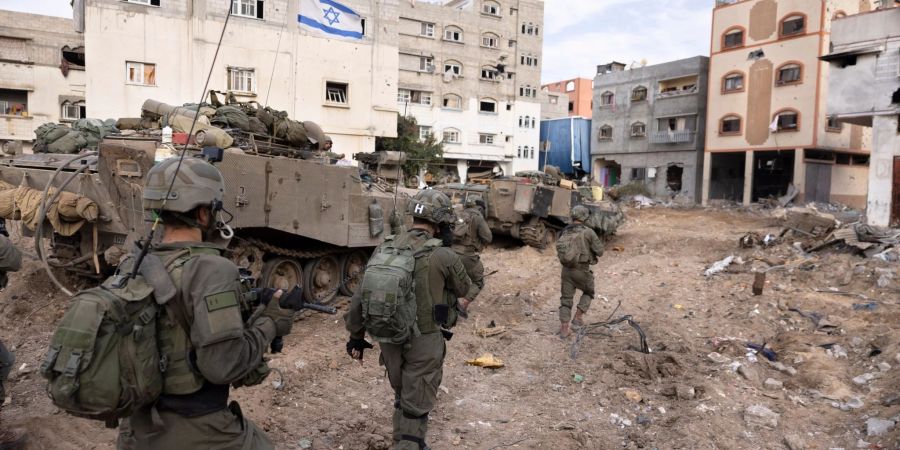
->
[239, 237, 349, 259]
[520, 225, 547, 249]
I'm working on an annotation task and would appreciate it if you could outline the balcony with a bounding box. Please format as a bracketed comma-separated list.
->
[650, 129, 695, 144]
[0, 115, 36, 141]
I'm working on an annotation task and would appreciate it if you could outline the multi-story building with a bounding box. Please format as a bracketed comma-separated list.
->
[539, 86, 568, 120]
[0, 10, 85, 151]
[78, 0, 400, 156]
[397, 0, 544, 182]
[822, 6, 900, 226]
[542, 77, 593, 117]
[704, 0, 876, 207]
[591, 57, 709, 202]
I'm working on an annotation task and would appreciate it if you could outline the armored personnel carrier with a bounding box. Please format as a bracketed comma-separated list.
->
[436, 177, 623, 248]
[0, 97, 406, 303]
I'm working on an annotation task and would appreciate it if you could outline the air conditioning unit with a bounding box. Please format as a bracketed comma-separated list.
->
[425, 65, 436, 73]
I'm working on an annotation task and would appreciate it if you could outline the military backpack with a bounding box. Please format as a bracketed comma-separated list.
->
[359, 236, 441, 345]
[556, 225, 585, 267]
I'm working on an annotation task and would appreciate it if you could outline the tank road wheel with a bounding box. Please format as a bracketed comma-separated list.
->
[520, 221, 549, 249]
[303, 255, 341, 304]
[339, 250, 369, 297]
[543, 228, 559, 249]
[260, 257, 304, 291]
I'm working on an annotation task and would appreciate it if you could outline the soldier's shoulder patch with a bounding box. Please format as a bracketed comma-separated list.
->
[205, 291, 238, 312]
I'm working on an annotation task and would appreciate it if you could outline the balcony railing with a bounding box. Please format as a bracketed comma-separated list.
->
[0, 115, 36, 141]
[650, 129, 695, 144]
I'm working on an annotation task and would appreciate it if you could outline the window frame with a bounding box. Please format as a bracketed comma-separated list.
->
[443, 60, 462, 76]
[442, 128, 460, 144]
[226, 66, 256, 94]
[481, 1, 500, 17]
[721, 26, 746, 50]
[478, 133, 496, 145]
[443, 26, 463, 43]
[719, 114, 743, 135]
[442, 93, 462, 110]
[598, 125, 613, 140]
[478, 98, 498, 114]
[721, 71, 745, 94]
[481, 32, 499, 49]
[231, 0, 264, 20]
[480, 66, 498, 81]
[599, 91, 614, 107]
[60, 101, 85, 121]
[124, 0, 160, 6]
[418, 56, 435, 72]
[630, 122, 646, 137]
[418, 125, 433, 141]
[772, 108, 800, 132]
[324, 81, 349, 106]
[826, 115, 844, 133]
[125, 61, 156, 86]
[397, 89, 411, 103]
[630, 86, 647, 102]
[778, 13, 807, 38]
[775, 61, 803, 86]
[419, 22, 435, 38]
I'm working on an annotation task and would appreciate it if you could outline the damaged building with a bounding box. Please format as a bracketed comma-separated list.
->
[703, 0, 876, 207]
[397, 0, 545, 182]
[822, 6, 900, 226]
[542, 77, 593, 117]
[590, 57, 709, 202]
[0, 10, 85, 153]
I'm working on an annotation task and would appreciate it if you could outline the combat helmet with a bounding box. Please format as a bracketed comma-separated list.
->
[571, 205, 590, 222]
[408, 190, 454, 224]
[143, 156, 225, 213]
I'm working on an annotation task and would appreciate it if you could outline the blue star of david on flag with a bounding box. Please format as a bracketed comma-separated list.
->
[298, 0, 362, 40]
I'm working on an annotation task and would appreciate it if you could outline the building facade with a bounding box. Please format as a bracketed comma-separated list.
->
[0, 10, 85, 151]
[823, 6, 900, 226]
[397, 0, 544, 182]
[79, 0, 400, 157]
[542, 77, 592, 117]
[591, 57, 709, 202]
[704, 0, 876, 208]
[539, 86, 568, 120]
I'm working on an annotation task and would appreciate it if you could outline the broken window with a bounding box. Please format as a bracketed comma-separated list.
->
[227, 67, 255, 93]
[480, 66, 498, 80]
[723, 27, 744, 49]
[61, 46, 85, 68]
[780, 14, 805, 37]
[631, 122, 646, 137]
[325, 81, 348, 104]
[442, 128, 460, 143]
[444, 26, 463, 42]
[723, 72, 744, 93]
[61, 101, 86, 121]
[826, 116, 843, 132]
[444, 60, 462, 76]
[442, 93, 461, 109]
[479, 133, 495, 144]
[479, 99, 497, 113]
[720, 115, 741, 134]
[420, 22, 435, 37]
[776, 63, 802, 85]
[600, 91, 614, 107]
[481, 33, 499, 48]
[599, 125, 613, 140]
[126, 61, 156, 86]
[631, 86, 647, 102]
[566, 81, 575, 92]
[774, 111, 799, 131]
[482, 1, 500, 16]
[231, 0, 264, 19]
[567, 101, 574, 112]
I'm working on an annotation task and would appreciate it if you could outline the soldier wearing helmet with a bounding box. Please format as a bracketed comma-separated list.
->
[118, 156, 293, 449]
[344, 189, 471, 450]
[556, 204, 604, 338]
[451, 195, 492, 305]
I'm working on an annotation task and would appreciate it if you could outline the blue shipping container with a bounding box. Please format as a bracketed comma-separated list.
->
[538, 117, 592, 176]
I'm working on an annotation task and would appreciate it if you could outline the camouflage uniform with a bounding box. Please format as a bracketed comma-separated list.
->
[558, 213, 604, 323]
[345, 191, 471, 450]
[0, 235, 22, 401]
[450, 206, 492, 300]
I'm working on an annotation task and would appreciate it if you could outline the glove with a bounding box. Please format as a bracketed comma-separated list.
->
[260, 290, 295, 336]
[346, 338, 374, 360]
[232, 360, 271, 388]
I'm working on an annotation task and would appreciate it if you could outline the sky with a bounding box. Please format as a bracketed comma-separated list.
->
[0, 0, 715, 83]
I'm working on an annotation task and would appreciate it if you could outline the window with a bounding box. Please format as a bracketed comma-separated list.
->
[443, 60, 462, 76]
[126, 61, 156, 86]
[522, 23, 537, 35]
[722, 27, 745, 49]
[61, 101, 85, 121]
[508, 39, 516, 48]
[479, 133, 495, 144]
[125, 0, 160, 5]
[519, 116, 535, 128]
[420, 22, 435, 37]
[776, 62, 802, 85]
[774, 110, 799, 131]
[568, 101, 574, 112]
[600, 91, 614, 107]
[519, 85, 536, 98]
[833, 11, 847, 19]
[231, 0, 264, 19]
[398, 89, 431, 105]
[722, 71, 744, 93]
[565, 81, 575, 92]
[442, 93, 461, 109]
[630, 122, 646, 137]
[397, 89, 410, 103]
[549, 95, 558, 105]
[0, 89, 27, 115]
[444, 26, 463, 42]
[227, 67, 255, 93]
[419, 56, 435, 72]
[826, 116, 843, 132]
[599, 125, 613, 140]
[479, 98, 497, 113]
[780, 14, 806, 37]
[631, 168, 646, 181]
[480, 66, 498, 80]
[325, 81, 348, 104]
[520, 54, 538, 67]
[530, 147, 535, 158]
[482, 33, 499, 48]
[631, 86, 647, 102]
[442, 128, 460, 143]
[418, 126, 433, 141]
[482, 1, 500, 16]
[517, 146, 522, 158]
[720, 115, 742, 134]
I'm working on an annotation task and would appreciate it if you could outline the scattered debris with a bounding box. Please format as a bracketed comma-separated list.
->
[764, 378, 783, 390]
[851, 372, 876, 385]
[466, 354, 505, 369]
[705, 255, 734, 277]
[744, 404, 780, 429]
[623, 389, 642, 403]
[675, 385, 696, 401]
[475, 324, 508, 338]
[573, 374, 584, 383]
[865, 417, 895, 437]
[609, 413, 632, 428]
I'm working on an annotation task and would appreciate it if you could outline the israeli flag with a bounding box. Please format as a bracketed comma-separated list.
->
[298, 0, 363, 40]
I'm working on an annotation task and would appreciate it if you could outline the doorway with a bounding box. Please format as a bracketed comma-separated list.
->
[593, 159, 621, 187]
[666, 164, 684, 193]
[753, 150, 795, 201]
[709, 152, 745, 201]
[805, 162, 832, 204]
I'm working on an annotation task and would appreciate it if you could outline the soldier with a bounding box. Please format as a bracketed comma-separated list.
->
[0, 226, 25, 449]
[345, 190, 471, 450]
[556, 205, 604, 338]
[118, 157, 295, 449]
[451, 196, 492, 306]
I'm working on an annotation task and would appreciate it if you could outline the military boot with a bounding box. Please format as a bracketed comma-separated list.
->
[571, 310, 585, 328]
[0, 428, 26, 450]
[559, 321, 571, 339]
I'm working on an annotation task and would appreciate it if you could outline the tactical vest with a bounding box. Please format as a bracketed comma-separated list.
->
[404, 234, 454, 334]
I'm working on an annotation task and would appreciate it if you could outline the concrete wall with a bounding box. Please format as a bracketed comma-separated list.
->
[866, 115, 900, 225]
[82, 0, 399, 157]
[543, 77, 593, 117]
[0, 11, 85, 144]
[540, 88, 568, 120]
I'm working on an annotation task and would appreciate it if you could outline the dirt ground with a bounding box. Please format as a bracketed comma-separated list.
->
[1, 207, 898, 449]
